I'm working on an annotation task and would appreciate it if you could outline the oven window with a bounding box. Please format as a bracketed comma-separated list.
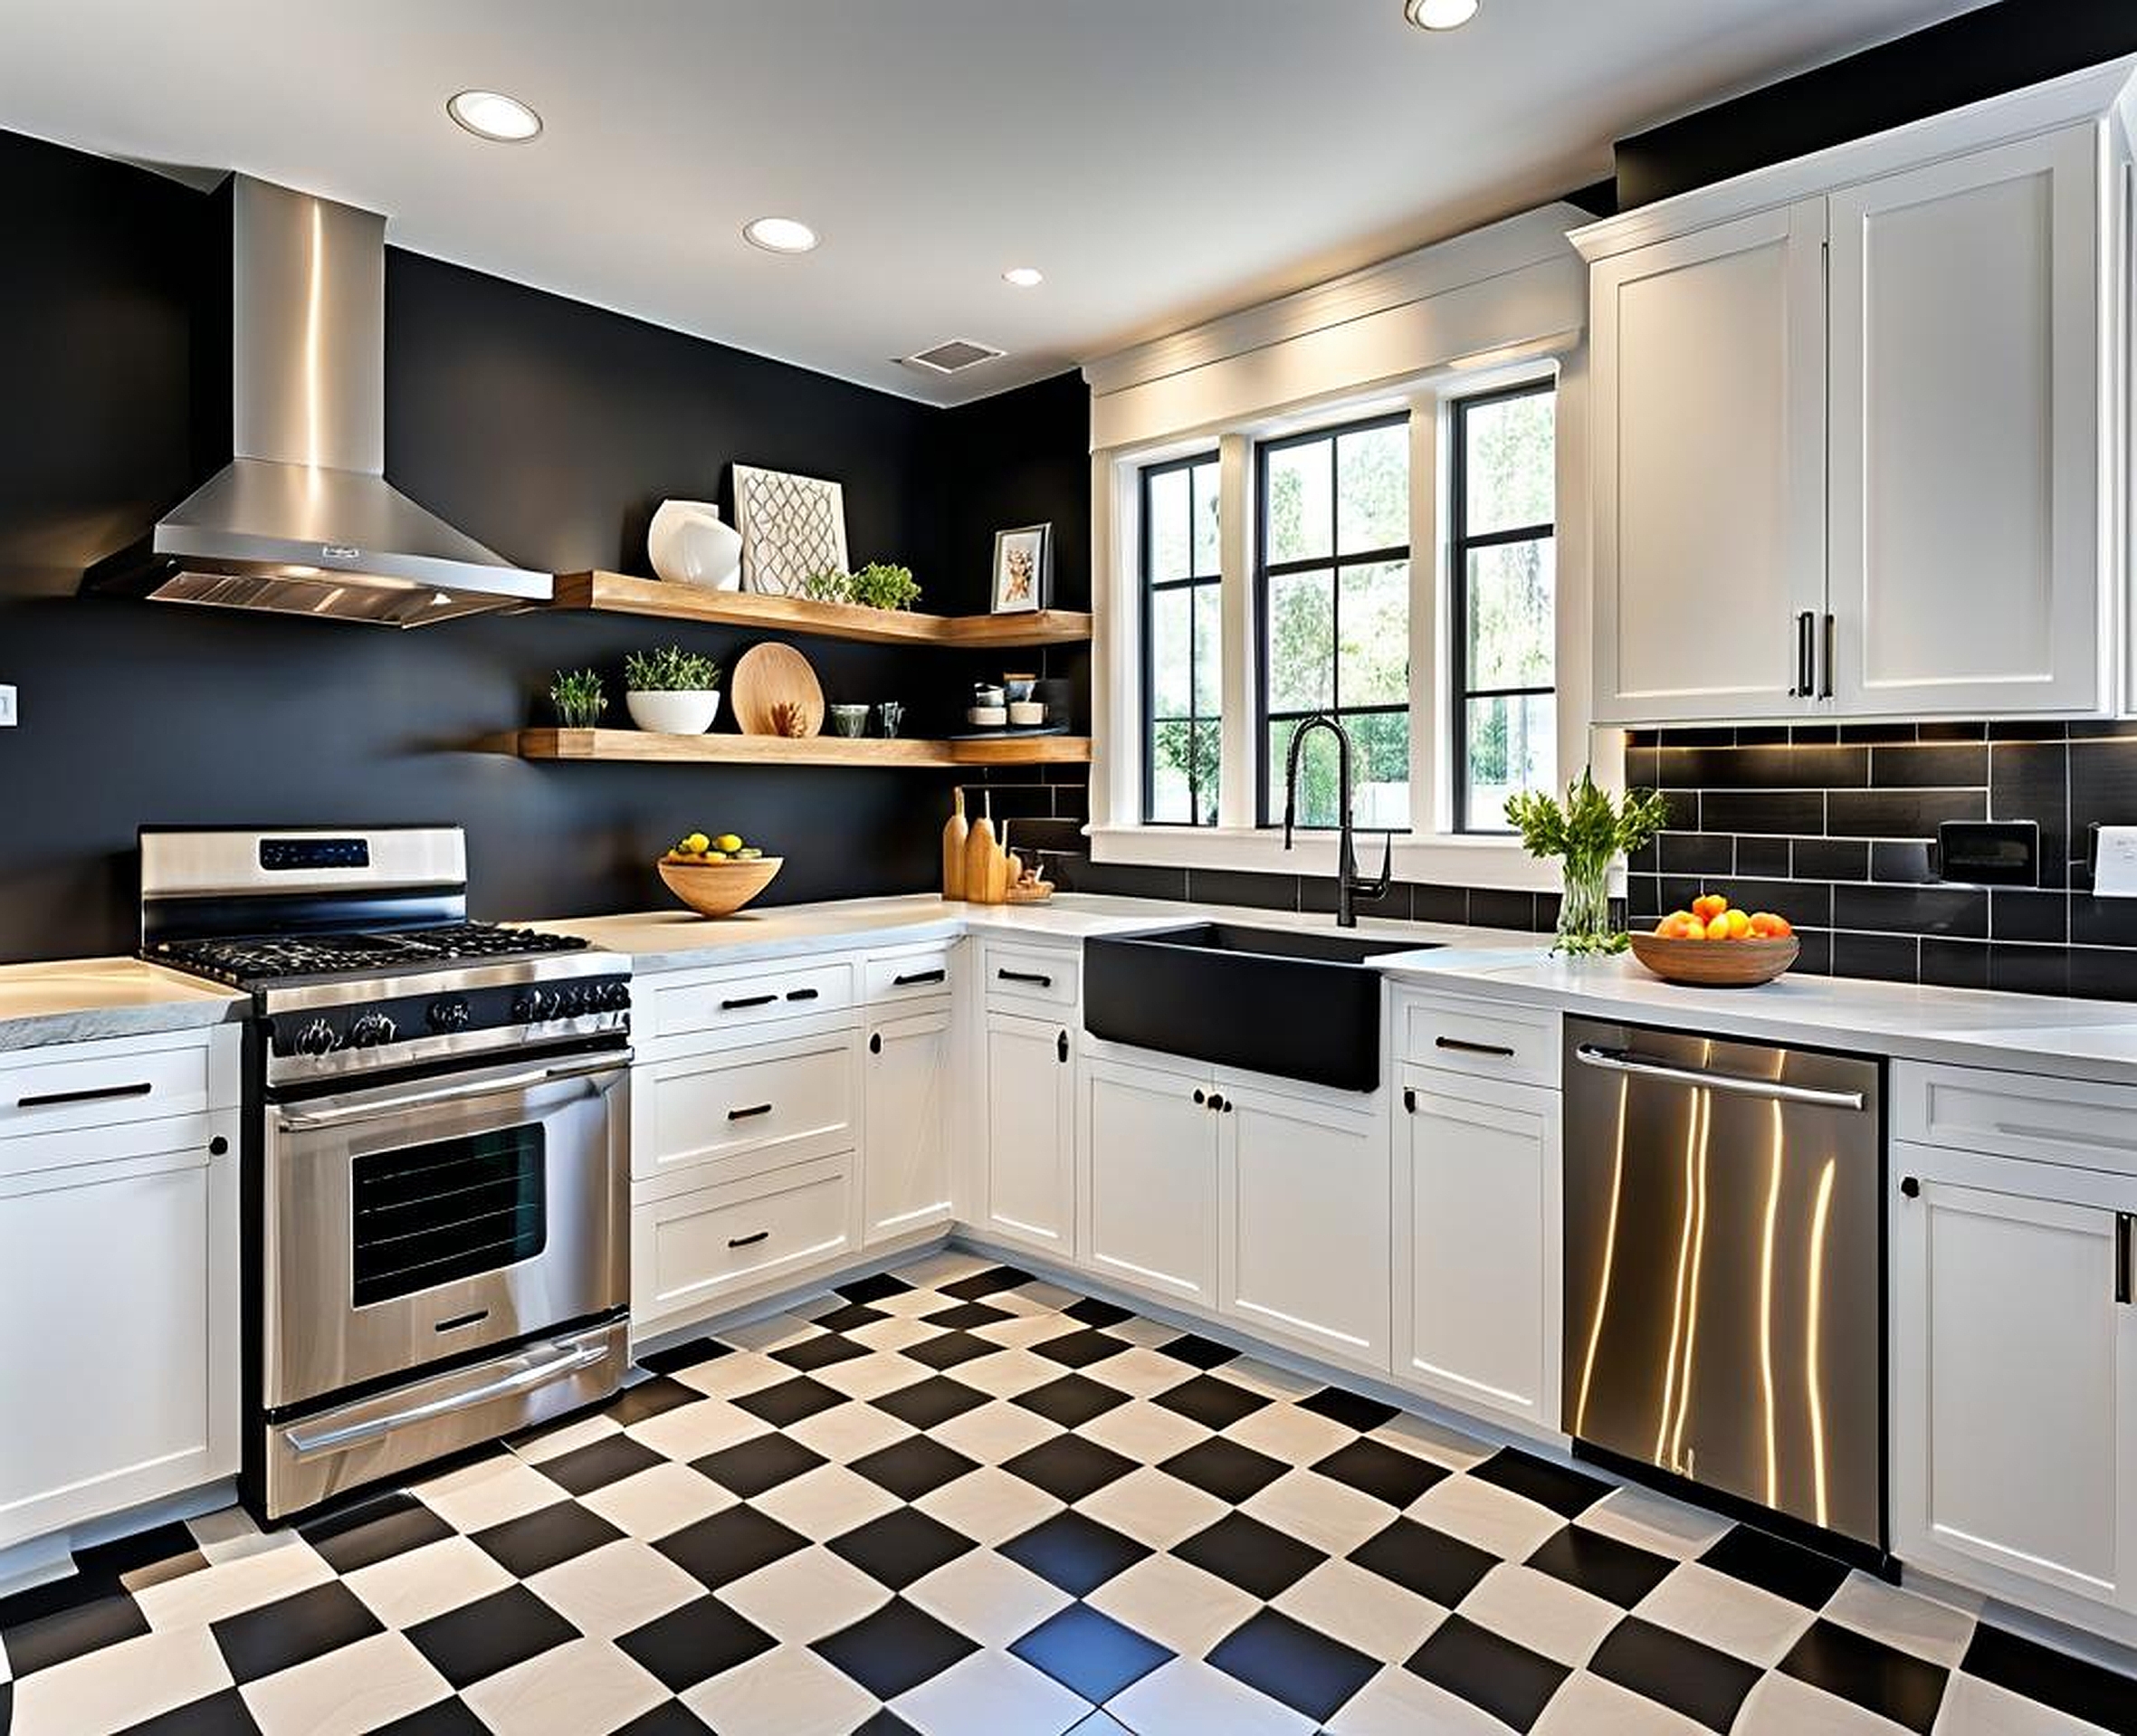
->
[350, 1125, 548, 1306]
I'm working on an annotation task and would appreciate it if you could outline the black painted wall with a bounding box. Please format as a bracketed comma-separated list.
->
[0, 128, 1091, 964]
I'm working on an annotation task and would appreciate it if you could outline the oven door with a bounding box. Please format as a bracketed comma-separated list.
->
[263, 1049, 629, 1412]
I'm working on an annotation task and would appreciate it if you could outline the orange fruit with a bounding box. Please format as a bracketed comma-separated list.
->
[1692, 893, 1729, 921]
[1766, 914, 1793, 939]
[1656, 914, 1694, 939]
[1724, 909, 1752, 940]
[1704, 913, 1732, 940]
[1748, 911, 1784, 938]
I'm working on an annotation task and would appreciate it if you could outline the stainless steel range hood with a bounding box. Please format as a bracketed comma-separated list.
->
[85, 176, 549, 626]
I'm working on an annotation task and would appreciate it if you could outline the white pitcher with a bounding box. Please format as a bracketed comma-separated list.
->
[647, 500, 744, 590]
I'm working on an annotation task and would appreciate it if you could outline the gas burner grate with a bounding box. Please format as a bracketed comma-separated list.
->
[149, 922, 588, 989]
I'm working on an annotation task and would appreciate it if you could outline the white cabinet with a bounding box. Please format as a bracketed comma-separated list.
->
[1083, 1055, 1219, 1307]
[1892, 1139, 2137, 1630]
[634, 1157, 854, 1334]
[1396, 1072, 1561, 1429]
[863, 1006, 953, 1245]
[981, 1011, 1076, 1257]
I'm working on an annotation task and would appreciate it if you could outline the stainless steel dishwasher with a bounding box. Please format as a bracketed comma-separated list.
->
[1562, 1018, 1884, 1550]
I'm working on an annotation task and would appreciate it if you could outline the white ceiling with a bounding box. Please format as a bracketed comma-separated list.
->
[1, 0, 1988, 405]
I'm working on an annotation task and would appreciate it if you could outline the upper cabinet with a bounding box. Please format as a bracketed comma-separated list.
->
[1579, 63, 2132, 725]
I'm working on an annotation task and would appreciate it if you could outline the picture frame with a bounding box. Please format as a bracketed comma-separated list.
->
[731, 463, 849, 596]
[990, 523, 1051, 615]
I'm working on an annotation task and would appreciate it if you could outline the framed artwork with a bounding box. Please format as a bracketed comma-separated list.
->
[991, 523, 1051, 614]
[732, 464, 849, 596]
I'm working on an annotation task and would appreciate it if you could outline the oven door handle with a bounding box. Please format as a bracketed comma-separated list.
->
[275, 1051, 631, 1132]
[281, 1338, 614, 1459]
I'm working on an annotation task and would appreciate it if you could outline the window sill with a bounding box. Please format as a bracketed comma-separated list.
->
[1084, 825, 1565, 892]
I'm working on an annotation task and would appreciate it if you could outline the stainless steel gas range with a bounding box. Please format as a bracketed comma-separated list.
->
[141, 826, 632, 1521]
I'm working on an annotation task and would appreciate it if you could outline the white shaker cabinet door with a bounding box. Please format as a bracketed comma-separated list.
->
[862, 1006, 953, 1245]
[1083, 1056, 1220, 1308]
[980, 1011, 1077, 1259]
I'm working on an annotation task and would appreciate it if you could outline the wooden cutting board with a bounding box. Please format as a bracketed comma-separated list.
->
[730, 643, 825, 737]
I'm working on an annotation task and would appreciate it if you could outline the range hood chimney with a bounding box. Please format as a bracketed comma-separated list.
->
[85, 175, 550, 626]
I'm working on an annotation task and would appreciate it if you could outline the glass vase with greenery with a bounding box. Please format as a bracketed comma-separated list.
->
[1504, 768, 1671, 955]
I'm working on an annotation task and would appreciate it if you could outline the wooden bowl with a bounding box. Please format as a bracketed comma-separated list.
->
[1627, 931, 1799, 987]
[658, 855, 783, 918]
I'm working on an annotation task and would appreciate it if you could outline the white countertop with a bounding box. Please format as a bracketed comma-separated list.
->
[0, 958, 245, 1052]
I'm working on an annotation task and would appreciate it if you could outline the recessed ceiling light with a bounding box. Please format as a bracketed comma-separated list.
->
[744, 216, 820, 254]
[1003, 266, 1045, 289]
[1405, 0, 1479, 28]
[446, 90, 543, 142]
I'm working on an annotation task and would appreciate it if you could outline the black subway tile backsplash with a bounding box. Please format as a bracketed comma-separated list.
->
[1792, 838, 1869, 881]
[1701, 790, 1826, 835]
[1735, 836, 1792, 877]
[1870, 742, 1988, 788]
[1657, 833, 1733, 875]
[1868, 841, 1936, 883]
[1833, 882, 1987, 939]
[1826, 787, 1986, 838]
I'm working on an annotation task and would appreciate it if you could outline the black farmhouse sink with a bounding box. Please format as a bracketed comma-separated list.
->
[1083, 923, 1434, 1092]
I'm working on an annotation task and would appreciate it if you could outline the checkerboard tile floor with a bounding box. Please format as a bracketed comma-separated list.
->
[5, 1252, 2134, 1735]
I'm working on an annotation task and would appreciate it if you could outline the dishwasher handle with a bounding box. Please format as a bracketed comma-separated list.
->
[1572, 1043, 1866, 1111]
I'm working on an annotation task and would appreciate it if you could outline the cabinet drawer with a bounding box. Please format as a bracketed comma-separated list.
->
[1397, 992, 1559, 1088]
[1896, 1062, 2137, 1172]
[635, 1031, 855, 1188]
[650, 960, 855, 1042]
[863, 947, 954, 1005]
[633, 1158, 853, 1328]
[0, 1035, 220, 1140]
[985, 946, 1078, 1010]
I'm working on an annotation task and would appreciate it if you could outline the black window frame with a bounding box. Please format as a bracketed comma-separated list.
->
[1140, 452, 1222, 827]
[1253, 411, 1413, 830]
[1449, 379, 1557, 835]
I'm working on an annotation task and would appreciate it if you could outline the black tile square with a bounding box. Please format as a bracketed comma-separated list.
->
[940, 1264, 1034, 1301]
[1590, 1616, 1764, 1732]
[1001, 1512, 1152, 1597]
[606, 1375, 704, 1426]
[692, 1433, 826, 1498]
[656, 1505, 810, 1590]
[610, 1703, 714, 1736]
[770, 1331, 872, 1372]
[1525, 1523, 1676, 1607]
[471, 1501, 625, 1578]
[1312, 1439, 1449, 1509]
[813, 1598, 979, 1700]
[535, 1434, 666, 1496]
[1029, 1327, 1130, 1369]
[1002, 1436, 1138, 1503]
[1064, 1297, 1135, 1328]
[809, 1302, 890, 1334]
[1778, 1618, 1949, 1734]
[405, 1585, 578, 1690]
[301, 1494, 455, 1576]
[921, 1301, 1016, 1331]
[1466, 1448, 1611, 1518]
[75, 1521, 209, 1587]
[1349, 1517, 1498, 1607]
[2, 1590, 149, 1675]
[1300, 1387, 1398, 1433]
[837, 1273, 916, 1304]
[873, 1375, 990, 1430]
[1700, 1524, 1851, 1608]
[828, 1506, 976, 1590]
[1407, 1613, 1569, 1732]
[365, 1699, 486, 1735]
[901, 1331, 1002, 1372]
[615, 1593, 776, 1693]
[1013, 1373, 1131, 1429]
[848, 1715, 922, 1736]
[1208, 1607, 1380, 1723]
[850, 1436, 981, 1502]
[117, 1688, 268, 1733]
[1962, 1622, 2137, 1736]
[1011, 1601, 1173, 1703]
[210, 1581, 383, 1684]
[1160, 1437, 1289, 1505]
[1156, 1332, 1239, 1369]
[1153, 1373, 1268, 1431]
[634, 1337, 732, 1378]
[732, 1374, 848, 1426]
[1174, 1512, 1325, 1600]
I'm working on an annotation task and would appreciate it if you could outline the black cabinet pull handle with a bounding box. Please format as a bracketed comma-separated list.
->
[2117, 1213, 2133, 1307]
[1789, 609, 1815, 698]
[1900, 1176, 1921, 1199]
[728, 1230, 770, 1249]
[208, 1135, 230, 1156]
[720, 994, 777, 1011]
[893, 969, 947, 987]
[727, 1103, 773, 1121]
[1435, 1036, 1515, 1059]
[1403, 1088, 1417, 1115]
[16, 1081, 154, 1110]
[786, 988, 819, 1003]
[1056, 1030, 1070, 1064]
[869, 1033, 883, 1055]
[998, 969, 1053, 987]
[1820, 613, 1836, 701]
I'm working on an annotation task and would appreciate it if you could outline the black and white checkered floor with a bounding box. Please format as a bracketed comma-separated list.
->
[5, 1252, 2133, 1735]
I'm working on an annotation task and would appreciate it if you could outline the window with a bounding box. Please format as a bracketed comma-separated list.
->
[1451, 382, 1557, 831]
[1255, 415, 1411, 830]
[1141, 454, 1222, 825]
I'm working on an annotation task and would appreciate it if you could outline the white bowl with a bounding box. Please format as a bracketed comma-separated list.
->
[647, 500, 743, 590]
[1007, 701, 1046, 727]
[626, 690, 722, 734]
[967, 705, 1007, 728]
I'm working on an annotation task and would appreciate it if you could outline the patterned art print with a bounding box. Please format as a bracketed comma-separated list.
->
[732, 465, 849, 596]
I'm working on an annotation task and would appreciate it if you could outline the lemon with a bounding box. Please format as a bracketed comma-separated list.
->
[682, 832, 711, 855]
[704, 850, 730, 862]
[714, 833, 743, 854]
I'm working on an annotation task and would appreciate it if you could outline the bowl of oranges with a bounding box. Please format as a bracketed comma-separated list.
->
[658, 831, 782, 918]
[1628, 893, 1798, 987]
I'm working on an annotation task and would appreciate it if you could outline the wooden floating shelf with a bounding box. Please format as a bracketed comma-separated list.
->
[549, 571, 1093, 649]
[482, 729, 1093, 769]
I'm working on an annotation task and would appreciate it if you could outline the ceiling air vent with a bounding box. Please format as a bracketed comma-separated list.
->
[901, 339, 1005, 376]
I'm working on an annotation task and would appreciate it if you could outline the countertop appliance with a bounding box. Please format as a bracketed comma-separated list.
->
[142, 826, 630, 1521]
[1562, 1018, 1884, 1554]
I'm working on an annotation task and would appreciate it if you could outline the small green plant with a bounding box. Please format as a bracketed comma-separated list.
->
[797, 562, 922, 612]
[1505, 767, 1673, 955]
[624, 645, 723, 692]
[549, 668, 606, 728]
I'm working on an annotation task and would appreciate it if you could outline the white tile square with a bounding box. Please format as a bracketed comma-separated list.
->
[577, 1459, 736, 1539]
[1733, 1668, 1922, 1734]
[719, 1545, 893, 1645]
[1325, 1662, 1512, 1735]
[1086, 1554, 1260, 1660]
[1272, 1558, 1444, 1663]
[1108, 1655, 1316, 1736]
[974, 1312, 1088, 1351]
[1374, 1411, 1493, 1474]
[892, 1646, 1093, 1736]
[510, 1411, 622, 1464]
[684, 1350, 797, 1400]
[787, 1395, 919, 1463]
[1822, 1570, 1979, 1668]
[1454, 1562, 1621, 1668]
[812, 1348, 935, 1401]
[1532, 1669, 1711, 1734]
[849, 1313, 947, 1354]
[953, 1348, 1074, 1399]
[720, 1312, 831, 1354]
[522, 1539, 703, 1640]
[132, 1539, 334, 1632]
[239, 1629, 450, 1736]
[1407, 1471, 1565, 1560]
[682, 1642, 880, 1736]
[1632, 1560, 1818, 1667]
[1087, 1347, 1201, 1400]
[1078, 1397, 1211, 1464]
[915, 1465, 1065, 1547]
[1930, 1674, 2111, 1736]
[1220, 1358, 1323, 1404]
[343, 1536, 517, 1631]
[1242, 1469, 1397, 1557]
[415, 1453, 576, 1533]
[1577, 1483, 1732, 1562]
[752, 1462, 902, 1540]
[625, 1395, 771, 1462]
[905, 1549, 1073, 1649]
[1221, 1402, 1357, 1464]
[460, 1636, 668, 1736]
[10, 1623, 233, 1736]
[1074, 1465, 1228, 1551]
[930, 1399, 1064, 1465]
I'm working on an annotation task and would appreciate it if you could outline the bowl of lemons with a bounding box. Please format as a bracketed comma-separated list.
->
[657, 831, 782, 918]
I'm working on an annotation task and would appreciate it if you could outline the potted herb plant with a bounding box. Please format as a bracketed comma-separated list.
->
[1505, 767, 1672, 955]
[624, 644, 724, 734]
[548, 668, 606, 729]
[796, 562, 922, 612]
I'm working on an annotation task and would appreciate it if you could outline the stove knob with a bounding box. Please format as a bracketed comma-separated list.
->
[427, 997, 472, 1034]
[348, 1011, 396, 1048]
[558, 987, 584, 1017]
[600, 982, 632, 1012]
[293, 1017, 338, 1057]
[512, 989, 554, 1023]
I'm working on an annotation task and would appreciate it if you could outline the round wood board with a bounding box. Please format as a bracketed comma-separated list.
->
[730, 643, 825, 737]
[1627, 932, 1799, 987]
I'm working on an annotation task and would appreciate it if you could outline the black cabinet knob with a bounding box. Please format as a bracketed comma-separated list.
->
[208, 1135, 229, 1157]
[1193, 1089, 1206, 1105]
[869, 1032, 883, 1055]
[1900, 1176, 1921, 1198]
[1056, 1030, 1070, 1064]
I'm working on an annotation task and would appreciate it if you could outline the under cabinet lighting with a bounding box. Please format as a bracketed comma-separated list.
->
[446, 90, 543, 143]
[744, 216, 820, 254]
[1405, 0, 1479, 28]
[1003, 266, 1045, 288]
